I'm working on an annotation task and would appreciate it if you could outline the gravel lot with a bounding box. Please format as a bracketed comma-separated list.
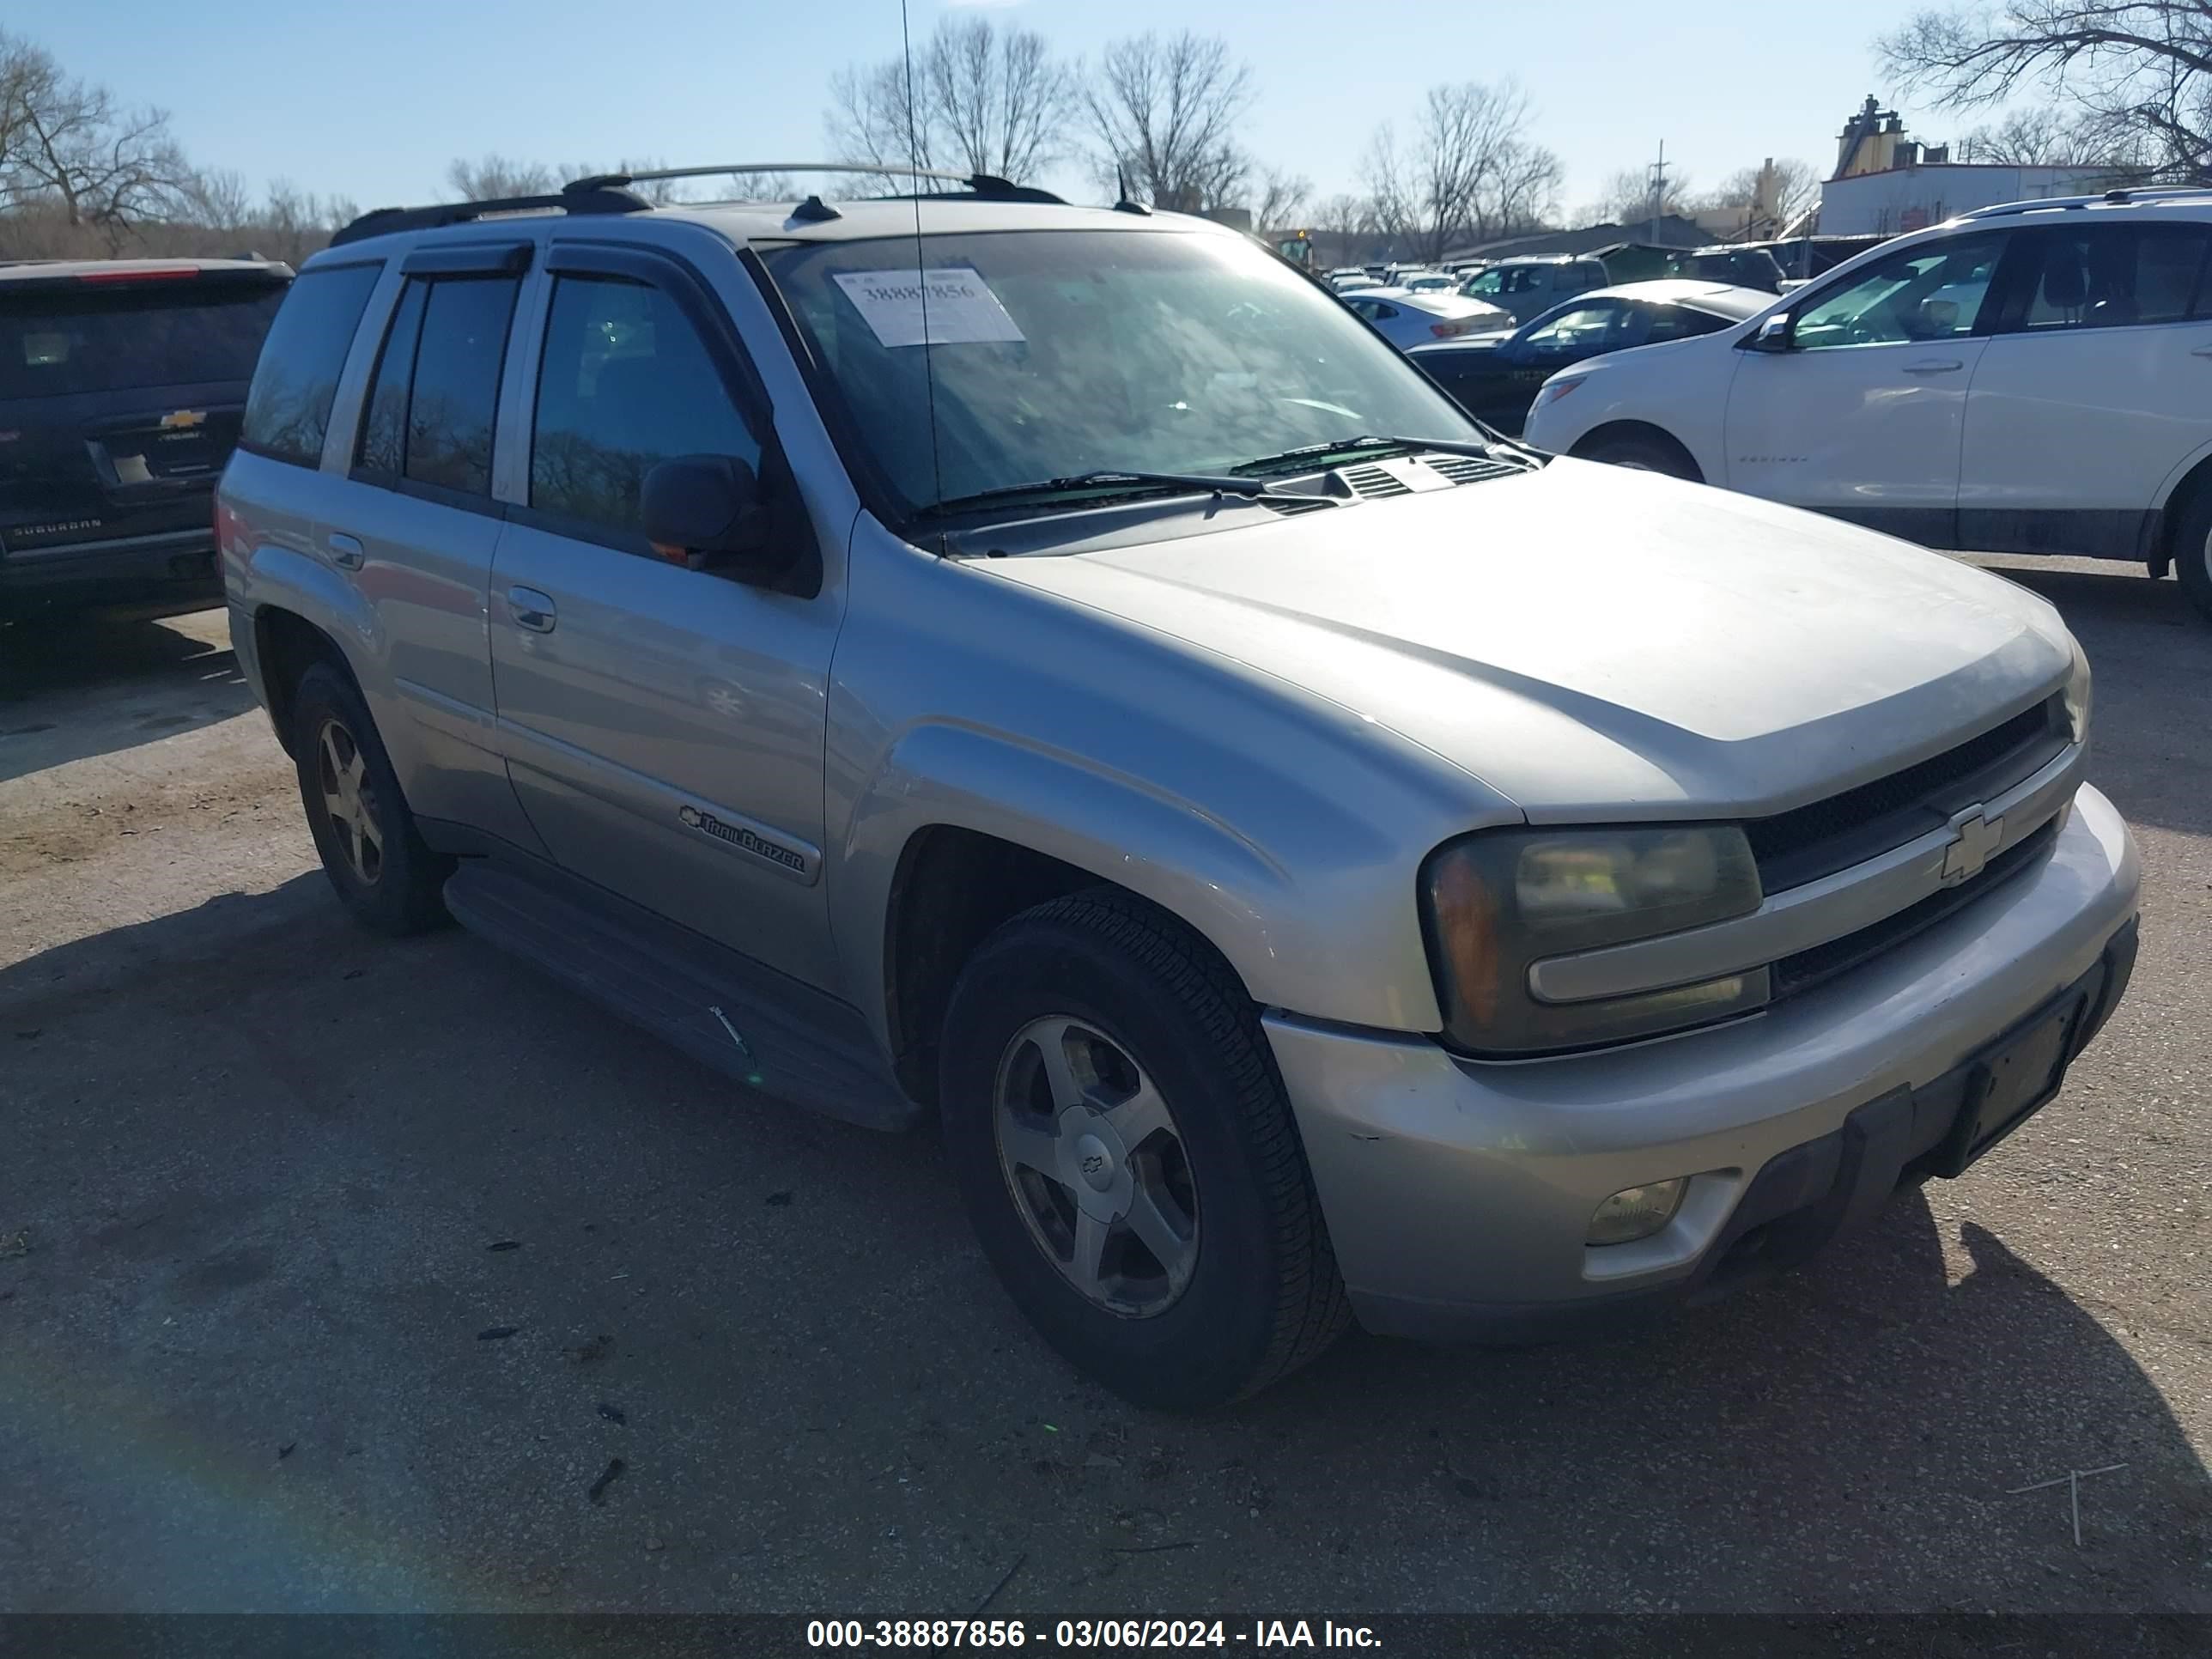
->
[3, 557, 2207, 1615]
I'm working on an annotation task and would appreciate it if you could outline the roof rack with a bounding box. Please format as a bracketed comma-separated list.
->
[1960, 184, 2212, 220]
[565, 161, 1064, 205]
[329, 185, 651, 247]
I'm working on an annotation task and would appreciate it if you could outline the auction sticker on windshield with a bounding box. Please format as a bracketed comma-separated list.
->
[831, 268, 1025, 348]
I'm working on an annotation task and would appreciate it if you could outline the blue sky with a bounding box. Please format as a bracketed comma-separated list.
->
[21, 0, 1957, 216]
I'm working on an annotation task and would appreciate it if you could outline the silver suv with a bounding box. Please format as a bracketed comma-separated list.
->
[219, 167, 2140, 1408]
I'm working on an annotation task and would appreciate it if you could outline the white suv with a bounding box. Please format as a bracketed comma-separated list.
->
[1521, 188, 2212, 621]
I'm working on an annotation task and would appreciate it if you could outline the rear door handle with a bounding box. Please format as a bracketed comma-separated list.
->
[506, 586, 556, 634]
[1901, 359, 1964, 375]
[326, 532, 365, 570]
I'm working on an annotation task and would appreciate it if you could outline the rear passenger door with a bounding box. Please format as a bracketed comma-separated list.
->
[318, 246, 544, 851]
[1959, 220, 2212, 557]
[487, 243, 842, 990]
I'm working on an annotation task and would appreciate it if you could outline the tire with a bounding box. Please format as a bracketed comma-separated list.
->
[2176, 484, 2212, 624]
[289, 661, 451, 936]
[1581, 430, 1699, 482]
[939, 889, 1351, 1409]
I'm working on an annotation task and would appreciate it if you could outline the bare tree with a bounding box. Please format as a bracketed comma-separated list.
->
[826, 16, 1071, 183]
[1956, 105, 2144, 165]
[0, 27, 190, 248]
[1576, 165, 1697, 228]
[1083, 32, 1255, 211]
[1700, 158, 1820, 233]
[445, 154, 558, 201]
[1879, 3, 2206, 179]
[1360, 80, 1559, 261]
[1255, 168, 1313, 232]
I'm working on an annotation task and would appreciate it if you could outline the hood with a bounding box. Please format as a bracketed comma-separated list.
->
[1409, 333, 1511, 361]
[978, 459, 2074, 819]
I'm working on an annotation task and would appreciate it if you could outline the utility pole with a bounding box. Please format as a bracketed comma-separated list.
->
[1647, 140, 1668, 244]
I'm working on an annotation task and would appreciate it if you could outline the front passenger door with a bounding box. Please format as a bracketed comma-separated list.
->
[488, 246, 843, 990]
[1723, 232, 2012, 544]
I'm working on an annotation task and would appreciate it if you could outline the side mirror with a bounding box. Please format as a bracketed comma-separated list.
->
[1741, 313, 1793, 353]
[641, 453, 785, 576]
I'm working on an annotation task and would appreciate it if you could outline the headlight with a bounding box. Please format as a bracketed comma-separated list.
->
[1420, 824, 1767, 1056]
[1529, 376, 1585, 413]
[2063, 641, 2092, 745]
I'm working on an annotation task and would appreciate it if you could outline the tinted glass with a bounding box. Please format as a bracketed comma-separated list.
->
[531, 276, 757, 533]
[1523, 303, 1630, 351]
[0, 283, 286, 401]
[404, 277, 519, 495]
[1793, 234, 2003, 349]
[2017, 224, 2210, 331]
[761, 229, 1480, 515]
[1644, 304, 1731, 343]
[241, 264, 381, 465]
[355, 280, 427, 477]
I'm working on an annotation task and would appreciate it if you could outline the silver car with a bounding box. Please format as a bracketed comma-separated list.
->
[218, 167, 2139, 1409]
[1339, 284, 1513, 348]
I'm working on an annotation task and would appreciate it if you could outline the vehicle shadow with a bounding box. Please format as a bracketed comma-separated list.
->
[1246, 1188, 2212, 1609]
[0, 607, 256, 784]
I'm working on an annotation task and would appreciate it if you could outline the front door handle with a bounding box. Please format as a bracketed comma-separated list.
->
[2191, 343, 2212, 358]
[506, 586, 556, 634]
[326, 532, 365, 570]
[1900, 359, 1964, 375]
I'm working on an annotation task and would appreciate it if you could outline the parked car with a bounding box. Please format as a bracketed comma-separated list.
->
[1330, 272, 1384, 292]
[1400, 270, 1458, 293]
[1663, 245, 1790, 294]
[1, 257, 291, 621]
[1340, 285, 1511, 348]
[221, 167, 2136, 1409]
[1409, 281, 1771, 434]
[1522, 187, 2212, 620]
[1458, 255, 1611, 324]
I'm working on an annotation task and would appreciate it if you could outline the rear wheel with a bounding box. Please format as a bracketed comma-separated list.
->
[290, 662, 451, 935]
[1581, 429, 1700, 482]
[939, 890, 1350, 1409]
[2176, 485, 2212, 623]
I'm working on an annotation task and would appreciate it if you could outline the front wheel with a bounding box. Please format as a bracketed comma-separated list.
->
[939, 891, 1350, 1409]
[1580, 430, 1700, 481]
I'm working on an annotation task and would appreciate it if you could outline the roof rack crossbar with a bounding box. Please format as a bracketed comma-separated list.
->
[1960, 184, 2212, 220]
[329, 185, 651, 248]
[565, 161, 1063, 205]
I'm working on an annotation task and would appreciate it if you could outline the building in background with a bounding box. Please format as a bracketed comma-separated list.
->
[1818, 95, 2120, 236]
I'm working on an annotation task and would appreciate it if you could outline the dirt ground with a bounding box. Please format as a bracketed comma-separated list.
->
[3, 560, 2208, 1614]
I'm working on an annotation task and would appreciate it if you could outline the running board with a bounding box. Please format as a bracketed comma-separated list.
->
[442, 864, 921, 1132]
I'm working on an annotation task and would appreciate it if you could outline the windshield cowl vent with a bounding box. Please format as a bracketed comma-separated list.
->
[1259, 495, 1336, 518]
[1340, 463, 1414, 500]
[1423, 453, 1524, 486]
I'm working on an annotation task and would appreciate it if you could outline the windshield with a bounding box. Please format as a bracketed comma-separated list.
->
[0, 282, 285, 400]
[757, 228, 1481, 517]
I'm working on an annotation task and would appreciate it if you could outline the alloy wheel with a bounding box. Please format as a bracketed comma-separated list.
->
[315, 717, 384, 885]
[991, 1015, 1200, 1317]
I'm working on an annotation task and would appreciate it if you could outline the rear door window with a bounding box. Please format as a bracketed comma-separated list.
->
[349, 275, 519, 496]
[241, 264, 382, 466]
[0, 279, 286, 401]
[2009, 224, 2212, 331]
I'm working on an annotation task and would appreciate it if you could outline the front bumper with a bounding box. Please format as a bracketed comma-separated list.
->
[1266, 783, 2140, 1342]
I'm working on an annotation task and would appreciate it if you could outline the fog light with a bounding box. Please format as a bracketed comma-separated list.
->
[1587, 1178, 1687, 1246]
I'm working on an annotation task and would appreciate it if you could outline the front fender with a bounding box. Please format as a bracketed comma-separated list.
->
[830, 716, 1453, 1058]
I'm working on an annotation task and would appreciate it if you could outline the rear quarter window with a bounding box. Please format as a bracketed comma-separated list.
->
[240, 263, 383, 467]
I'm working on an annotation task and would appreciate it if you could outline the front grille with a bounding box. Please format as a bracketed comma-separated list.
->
[1771, 817, 2059, 1000]
[1747, 696, 2068, 892]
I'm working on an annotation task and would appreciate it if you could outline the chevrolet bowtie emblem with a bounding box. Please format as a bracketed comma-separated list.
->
[159, 409, 207, 429]
[1942, 808, 2003, 884]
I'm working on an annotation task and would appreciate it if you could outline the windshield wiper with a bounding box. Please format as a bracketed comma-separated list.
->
[916, 469, 1299, 520]
[1229, 434, 1522, 476]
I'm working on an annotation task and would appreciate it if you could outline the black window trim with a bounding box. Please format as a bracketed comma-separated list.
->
[345, 269, 523, 521]
[234, 258, 386, 469]
[1981, 220, 2212, 337]
[507, 241, 774, 559]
